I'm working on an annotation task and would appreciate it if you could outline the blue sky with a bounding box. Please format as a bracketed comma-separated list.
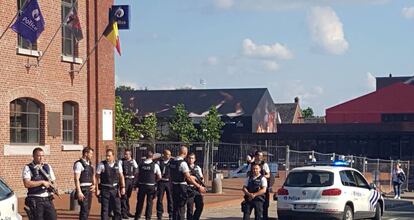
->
[114, 0, 414, 115]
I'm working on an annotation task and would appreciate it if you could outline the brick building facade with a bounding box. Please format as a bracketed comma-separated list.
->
[0, 0, 115, 195]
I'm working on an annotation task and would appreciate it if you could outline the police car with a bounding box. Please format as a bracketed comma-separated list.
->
[0, 178, 22, 220]
[276, 161, 384, 220]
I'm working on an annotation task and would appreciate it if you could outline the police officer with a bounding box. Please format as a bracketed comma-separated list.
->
[170, 146, 206, 220]
[120, 148, 138, 218]
[247, 150, 271, 220]
[242, 163, 267, 220]
[22, 147, 58, 220]
[134, 151, 161, 220]
[73, 147, 96, 220]
[96, 149, 126, 220]
[157, 149, 173, 220]
[186, 153, 204, 220]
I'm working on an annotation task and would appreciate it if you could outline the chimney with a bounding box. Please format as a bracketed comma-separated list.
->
[294, 97, 299, 104]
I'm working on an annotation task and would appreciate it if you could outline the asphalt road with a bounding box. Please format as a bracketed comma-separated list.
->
[382, 203, 414, 220]
[199, 200, 414, 220]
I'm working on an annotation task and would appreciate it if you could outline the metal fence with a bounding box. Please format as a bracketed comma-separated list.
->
[119, 141, 411, 193]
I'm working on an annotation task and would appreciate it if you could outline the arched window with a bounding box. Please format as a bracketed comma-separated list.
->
[10, 98, 40, 144]
[63, 102, 77, 144]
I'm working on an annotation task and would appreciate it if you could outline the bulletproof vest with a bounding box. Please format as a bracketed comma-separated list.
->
[189, 165, 197, 176]
[100, 160, 119, 185]
[121, 158, 136, 176]
[170, 159, 186, 182]
[247, 175, 264, 195]
[27, 163, 50, 196]
[76, 159, 94, 184]
[138, 161, 156, 184]
[159, 158, 171, 179]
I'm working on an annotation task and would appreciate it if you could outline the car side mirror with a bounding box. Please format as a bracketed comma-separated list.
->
[369, 183, 377, 190]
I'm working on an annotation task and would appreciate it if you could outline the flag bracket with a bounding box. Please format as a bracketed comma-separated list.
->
[24, 57, 38, 70]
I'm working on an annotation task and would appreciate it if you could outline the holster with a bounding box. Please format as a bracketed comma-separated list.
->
[24, 197, 36, 220]
[241, 200, 248, 213]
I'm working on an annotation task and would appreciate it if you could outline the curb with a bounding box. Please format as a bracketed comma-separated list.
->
[384, 199, 413, 210]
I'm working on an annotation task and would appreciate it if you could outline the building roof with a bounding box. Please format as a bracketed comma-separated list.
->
[376, 75, 413, 90]
[117, 88, 270, 118]
[275, 103, 298, 123]
[326, 82, 414, 113]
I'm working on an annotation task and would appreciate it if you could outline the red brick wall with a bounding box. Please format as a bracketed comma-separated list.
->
[87, 0, 116, 163]
[0, 0, 115, 195]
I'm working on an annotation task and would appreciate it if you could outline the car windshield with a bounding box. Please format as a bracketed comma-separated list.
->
[284, 170, 334, 187]
[0, 178, 13, 200]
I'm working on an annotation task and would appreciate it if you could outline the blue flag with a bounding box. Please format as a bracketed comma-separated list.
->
[11, 0, 45, 44]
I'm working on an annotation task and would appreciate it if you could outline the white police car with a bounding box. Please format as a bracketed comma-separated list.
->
[0, 178, 22, 220]
[276, 162, 384, 220]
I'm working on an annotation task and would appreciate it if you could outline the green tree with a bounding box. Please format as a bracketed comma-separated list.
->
[115, 85, 134, 92]
[200, 106, 225, 143]
[115, 96, 140, 147]
[138, 113, 158, 144]
[301, 107, 314, 118]
[169, 104, 197, 144]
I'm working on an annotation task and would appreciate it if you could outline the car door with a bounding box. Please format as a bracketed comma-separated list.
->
[352, 170, 377, 217]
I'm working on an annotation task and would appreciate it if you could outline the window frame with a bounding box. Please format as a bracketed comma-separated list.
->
[61, 0, 79, 58]
[17, 0, 38, 51]
[352, 171, 370, 189]
[10, 98, 41, 144]
[62, 102, 75, 144]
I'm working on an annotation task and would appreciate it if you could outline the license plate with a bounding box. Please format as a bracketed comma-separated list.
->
[294, 204, 316, 210]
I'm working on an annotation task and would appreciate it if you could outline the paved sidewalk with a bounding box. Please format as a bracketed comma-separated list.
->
[18, 178, 246, 219]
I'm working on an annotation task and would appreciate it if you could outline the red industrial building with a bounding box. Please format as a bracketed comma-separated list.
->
[326, 82, 414, 123]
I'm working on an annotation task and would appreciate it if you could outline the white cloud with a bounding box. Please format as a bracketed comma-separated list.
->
[307, 6, 349, 55]
[212, 0, 389, 11]
[366, 72, 376, 90]
[213, 0, 234, 9]
[402, 7, 414, 19]
[242, 38, 293, 59]
[263, 61, 279, 71]
[207, 56, 219, 65]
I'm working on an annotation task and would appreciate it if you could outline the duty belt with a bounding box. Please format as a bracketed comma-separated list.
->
[80, 182, 93, 187]
[100, 183, 118, 189]
[138, 182, 156, 186]
[172, 181, 187, 185]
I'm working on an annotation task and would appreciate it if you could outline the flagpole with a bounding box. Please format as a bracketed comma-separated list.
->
[36, 22, 63, 64]
[74, 34, 104, 73]
[37, 0, 79, 65]
[0, 0, 30, 41]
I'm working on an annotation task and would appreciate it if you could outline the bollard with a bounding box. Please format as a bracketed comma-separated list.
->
[69, 190, 80, 211]
[212, 172, 223, 194]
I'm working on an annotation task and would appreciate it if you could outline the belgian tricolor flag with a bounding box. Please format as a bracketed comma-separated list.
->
[103, 20, 121, 55]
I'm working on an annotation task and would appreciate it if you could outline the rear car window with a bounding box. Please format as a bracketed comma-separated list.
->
[0, 179, 13, 200]
[284, 170, 334, 187]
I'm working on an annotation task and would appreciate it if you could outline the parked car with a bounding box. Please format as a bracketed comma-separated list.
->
[228, 162, 279, 178]
[276, 162, 384, 220]
[0, 178, 22, 220]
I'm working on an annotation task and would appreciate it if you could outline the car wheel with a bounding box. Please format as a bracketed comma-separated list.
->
[342, 205, 353, 220]
[371, 203, 381, 220]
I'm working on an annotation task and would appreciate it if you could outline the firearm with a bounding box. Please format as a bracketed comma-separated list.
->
[194, 173, 206, 188]
[37, 165, 62, 199]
